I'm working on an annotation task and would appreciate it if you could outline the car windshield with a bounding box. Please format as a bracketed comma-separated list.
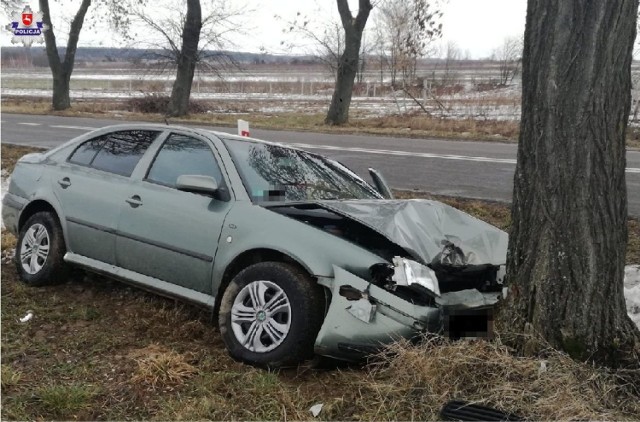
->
[222, 138, 382, 202]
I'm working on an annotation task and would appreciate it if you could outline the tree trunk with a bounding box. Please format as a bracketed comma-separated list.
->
[325, 0, 372, 125]
[168, 0, 202, 117]
[40, 0, 91, 111]
[52, 74, 71, 110]
[501, 0, 640, 366]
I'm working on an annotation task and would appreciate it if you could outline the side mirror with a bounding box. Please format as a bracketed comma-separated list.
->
[368, 168, 394, 199]
[176, 175, 219, 196]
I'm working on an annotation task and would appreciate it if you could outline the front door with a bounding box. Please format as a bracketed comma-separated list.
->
[115, 133, 233, 294]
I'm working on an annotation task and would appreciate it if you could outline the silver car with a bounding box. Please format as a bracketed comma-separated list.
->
[3, 124, 508, 367]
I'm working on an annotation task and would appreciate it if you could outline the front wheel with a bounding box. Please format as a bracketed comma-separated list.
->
[218, 262, 325, 368]
[15, 211, 69, 286]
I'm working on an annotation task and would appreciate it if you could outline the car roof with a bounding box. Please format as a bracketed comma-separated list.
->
[96, 124, 289, 148]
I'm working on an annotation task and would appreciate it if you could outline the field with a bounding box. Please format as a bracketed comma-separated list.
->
[1, 144, 640, 420]
[0, 62, 515, 115]
[0, 64, 523, 121]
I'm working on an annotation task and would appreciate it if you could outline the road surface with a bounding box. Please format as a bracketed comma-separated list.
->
[2, 112, 639, 216]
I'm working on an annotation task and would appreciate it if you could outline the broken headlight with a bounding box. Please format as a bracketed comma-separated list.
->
[392, 257, 441, 297]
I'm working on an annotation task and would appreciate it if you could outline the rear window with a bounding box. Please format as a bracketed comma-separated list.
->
[68, 130, 160, 177]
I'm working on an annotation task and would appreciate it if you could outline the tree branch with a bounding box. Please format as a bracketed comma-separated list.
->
[354, 0, 373, 33]
[336, 0, 353, 32]
[39, 0, 62, 75]
[62, 0, 92, 75]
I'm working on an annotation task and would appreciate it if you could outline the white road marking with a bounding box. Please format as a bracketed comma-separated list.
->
[18, 122, 41, 126]
[49, 125, 98, 130]
[288, 142, 640, 174]
[289, 142, 517, 163]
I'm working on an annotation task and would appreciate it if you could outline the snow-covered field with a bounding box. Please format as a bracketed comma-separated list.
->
[0, 171, 638, 328]
[1, 68, 523, 119]
[5, 66, 640, 121]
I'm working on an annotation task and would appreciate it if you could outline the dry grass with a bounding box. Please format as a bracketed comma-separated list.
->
[4, 95, 520, 142]
[2, 254, 638, 420]
[1, 143, 44, 174]
[129, 344, 198, 391]
[350, 113, 520, 143]
[368, 337, 640, 420]
[1, 144, 639, 420]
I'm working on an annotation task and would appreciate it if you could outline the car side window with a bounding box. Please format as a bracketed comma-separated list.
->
[68, 136, 106, 166]
[68, 130, 159, 177]
[146, 134, 224, 189]
[90, 131, 159, 177]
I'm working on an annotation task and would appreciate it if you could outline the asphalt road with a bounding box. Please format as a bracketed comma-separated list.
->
[2, 112, 640, 216]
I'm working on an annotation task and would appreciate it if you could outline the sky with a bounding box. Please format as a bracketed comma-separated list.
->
[246, 0, 527, 58]
[1, 0, 527, 59]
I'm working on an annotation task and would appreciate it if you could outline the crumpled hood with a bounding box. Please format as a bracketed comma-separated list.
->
[316, 199, 508, 266]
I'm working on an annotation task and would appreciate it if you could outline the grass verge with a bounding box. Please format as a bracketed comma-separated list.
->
[2, 144, 639, 420]
[2, 96, 519, 143]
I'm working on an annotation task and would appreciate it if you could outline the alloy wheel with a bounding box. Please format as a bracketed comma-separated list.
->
[230, 280, 292, 353]
[19, 223, 50, 275]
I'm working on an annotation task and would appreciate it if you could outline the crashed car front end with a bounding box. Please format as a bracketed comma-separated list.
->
[314, 262, 503, 360]
[284, 199, 509, 360]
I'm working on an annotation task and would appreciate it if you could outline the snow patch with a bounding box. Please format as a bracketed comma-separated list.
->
[624, 265, 640, 329]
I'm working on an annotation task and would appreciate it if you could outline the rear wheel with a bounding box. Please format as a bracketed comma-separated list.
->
[218, 262, 325, 368]
[15, 211, 69, 286]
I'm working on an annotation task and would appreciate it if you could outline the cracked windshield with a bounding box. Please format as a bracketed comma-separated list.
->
[223, 138, 380, 201]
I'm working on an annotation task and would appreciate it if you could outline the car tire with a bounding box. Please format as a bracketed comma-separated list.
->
[218, 261, 325, 368]
[15, 211, 69, 286]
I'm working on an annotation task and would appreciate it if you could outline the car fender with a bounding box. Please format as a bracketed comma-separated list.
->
[211, 202, 386, 292]
[16, 169, 70, 247]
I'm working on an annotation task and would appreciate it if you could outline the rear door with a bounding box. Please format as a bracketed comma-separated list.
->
[115, 132, 233, 294]
[52, 130, 160, 264]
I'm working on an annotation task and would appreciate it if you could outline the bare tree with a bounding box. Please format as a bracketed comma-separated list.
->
[501, 0, 640, 366]
[375, 0, 443, 87]
[440, 40, 461, 86]
[492, 36, 522, 86]
[281, 13, 345, 78]
[131, 0, 244, 116]
[325, 0, 373, 125]
[167, 0, 201, 117]
[31, 0, 137, 110]
[39, 0, 90, 110]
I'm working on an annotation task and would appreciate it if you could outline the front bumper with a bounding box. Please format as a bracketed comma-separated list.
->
[314, 266, 500, 361]
[314, 266, 442, 360]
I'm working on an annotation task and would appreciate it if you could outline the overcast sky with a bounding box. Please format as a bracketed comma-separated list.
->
[2, 0, 527, 59]
[246, 0, 527, 58]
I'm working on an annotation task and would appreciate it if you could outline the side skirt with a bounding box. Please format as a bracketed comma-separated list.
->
[64, 252, 216, 309]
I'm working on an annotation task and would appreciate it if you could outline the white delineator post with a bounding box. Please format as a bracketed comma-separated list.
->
[238, 119, 250, 137]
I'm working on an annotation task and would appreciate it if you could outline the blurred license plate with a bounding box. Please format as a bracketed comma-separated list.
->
[444, 309, 494, 339]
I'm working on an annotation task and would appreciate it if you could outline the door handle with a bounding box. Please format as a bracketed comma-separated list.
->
[125, 195, 143, 207]
[58, 177, 71, 188]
